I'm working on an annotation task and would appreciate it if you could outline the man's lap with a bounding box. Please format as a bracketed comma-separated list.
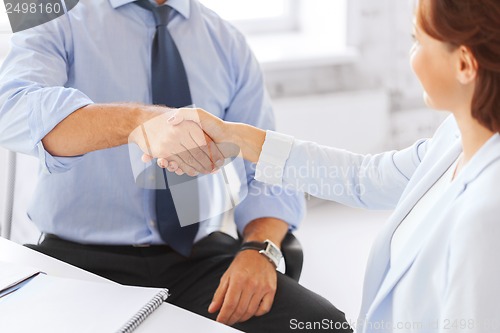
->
[26, 232, 351, 332]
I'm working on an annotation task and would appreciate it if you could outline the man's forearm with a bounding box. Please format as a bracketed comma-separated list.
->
[41, 103, 163, 157]
[242, 217, 289, 248]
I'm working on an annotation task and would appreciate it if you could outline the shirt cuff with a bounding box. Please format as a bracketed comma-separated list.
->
[255, 130, 295, 186]
[27, 87, 93, 173]
[37, 140, 84, 174]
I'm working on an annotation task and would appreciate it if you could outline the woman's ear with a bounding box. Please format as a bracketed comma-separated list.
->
[456, 46, 478, 85]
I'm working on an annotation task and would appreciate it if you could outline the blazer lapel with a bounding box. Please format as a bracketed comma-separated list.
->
[370, 171, 465, 312]
[361, 140, 462, 318]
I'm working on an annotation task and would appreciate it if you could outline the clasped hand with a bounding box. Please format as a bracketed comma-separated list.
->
[131, 108, 238, 176]
[130, 109, 231, 176]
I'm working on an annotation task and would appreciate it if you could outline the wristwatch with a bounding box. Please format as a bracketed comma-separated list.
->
[239, 239, 283, 268]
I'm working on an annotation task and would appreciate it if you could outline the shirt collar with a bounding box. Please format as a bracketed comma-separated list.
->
[108, 0, 191, 19]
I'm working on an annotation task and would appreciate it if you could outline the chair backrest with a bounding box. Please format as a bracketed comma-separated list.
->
[0, 148, 41, 243]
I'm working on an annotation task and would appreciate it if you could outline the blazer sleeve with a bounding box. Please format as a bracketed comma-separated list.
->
[279, 137, 431, 210]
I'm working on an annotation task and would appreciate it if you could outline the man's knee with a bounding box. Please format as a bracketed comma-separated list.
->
[259, 273, 352, 332]
[287, 292, 352, 332]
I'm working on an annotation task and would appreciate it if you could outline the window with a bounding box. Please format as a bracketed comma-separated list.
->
[0, 2, 13, 60]
[200, 0, 350, 69]
[199, 0, 299, 34]
[0, 0, 351, 68]
[0, 1, 12, 32]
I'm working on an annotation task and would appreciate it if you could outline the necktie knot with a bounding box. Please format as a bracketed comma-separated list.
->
[135, 0, 171, 27]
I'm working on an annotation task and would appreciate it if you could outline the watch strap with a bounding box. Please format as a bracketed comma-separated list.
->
[239, 241, 266, 252]
[239, 240, 282, 268]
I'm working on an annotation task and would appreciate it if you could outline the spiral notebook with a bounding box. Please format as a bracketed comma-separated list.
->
[0, 265, 169, 333]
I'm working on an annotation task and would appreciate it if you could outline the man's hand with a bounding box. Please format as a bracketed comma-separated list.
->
[208, 249, 278, 325]
[129, 110, 223, 176]
[208, 217, 289, 326]
[154, 108, 246, 175]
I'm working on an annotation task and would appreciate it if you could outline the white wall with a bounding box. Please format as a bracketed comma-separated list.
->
[0, 147, 8, 231]
[262, 0, 445, 151]
[0, 146, 41, 243]
[272, 90, 390, 154]
[9, 153, 41, 244]
[263, 0, 425, 114]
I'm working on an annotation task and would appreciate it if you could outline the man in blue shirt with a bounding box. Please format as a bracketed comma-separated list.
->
[0, 0, 350, 331]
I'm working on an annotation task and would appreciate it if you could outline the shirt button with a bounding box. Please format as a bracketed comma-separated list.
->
[149, 220, 156, 228]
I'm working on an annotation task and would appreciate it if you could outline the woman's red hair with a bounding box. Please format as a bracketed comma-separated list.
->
[417, 0, 500, 132]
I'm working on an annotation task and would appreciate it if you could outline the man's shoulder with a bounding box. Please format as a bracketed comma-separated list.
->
[193, 0, 246, 40]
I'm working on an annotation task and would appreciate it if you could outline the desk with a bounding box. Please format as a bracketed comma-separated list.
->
[0, 237, 242, 333]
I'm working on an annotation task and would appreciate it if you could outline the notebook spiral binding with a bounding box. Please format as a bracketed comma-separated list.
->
[117, 289, 170, 333]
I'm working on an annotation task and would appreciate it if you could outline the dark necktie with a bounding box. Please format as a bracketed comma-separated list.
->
[136, 0, 199, 256]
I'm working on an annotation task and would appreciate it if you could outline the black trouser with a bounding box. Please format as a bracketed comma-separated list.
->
[27, 232, 352, 333]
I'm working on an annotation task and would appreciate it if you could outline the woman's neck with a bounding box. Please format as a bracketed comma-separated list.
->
[453, 111, 495, 174]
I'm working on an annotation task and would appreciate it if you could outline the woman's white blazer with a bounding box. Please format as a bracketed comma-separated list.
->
[279, 115, 500, 332]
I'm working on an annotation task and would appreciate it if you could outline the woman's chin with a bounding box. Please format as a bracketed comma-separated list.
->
[422, 93, 441, 111]
[422, 93, 433, 108]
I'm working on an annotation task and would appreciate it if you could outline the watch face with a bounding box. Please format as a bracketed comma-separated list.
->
[264, 240, 282, 262]
[267, 243, 282, 259]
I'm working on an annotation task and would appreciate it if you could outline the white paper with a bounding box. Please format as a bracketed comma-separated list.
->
[0, 261, 41, 297]
[0, 274, 167, 333]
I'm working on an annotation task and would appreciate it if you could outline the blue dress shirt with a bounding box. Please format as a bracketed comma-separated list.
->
[0, 0, 304, 245]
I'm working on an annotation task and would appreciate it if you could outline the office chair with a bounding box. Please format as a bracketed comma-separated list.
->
[280, 232, 304, 281]
[1, 150, 304, 281]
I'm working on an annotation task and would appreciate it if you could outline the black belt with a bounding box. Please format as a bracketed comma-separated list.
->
[41, 232, 239, 257]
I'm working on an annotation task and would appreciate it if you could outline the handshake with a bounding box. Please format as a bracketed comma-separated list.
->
[129, 108, 244, 176]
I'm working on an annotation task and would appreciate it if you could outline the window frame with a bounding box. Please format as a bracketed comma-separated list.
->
[199, 0, 300, 35]
[0, 3, 12, 33]
[0, 3, 12, 60]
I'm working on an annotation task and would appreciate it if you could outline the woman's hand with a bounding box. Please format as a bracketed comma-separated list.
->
[130, 110, 222, 176]
[169, 108, 228, 143]
[160, 108, 266, 174]
[142, 108, 240, 175]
